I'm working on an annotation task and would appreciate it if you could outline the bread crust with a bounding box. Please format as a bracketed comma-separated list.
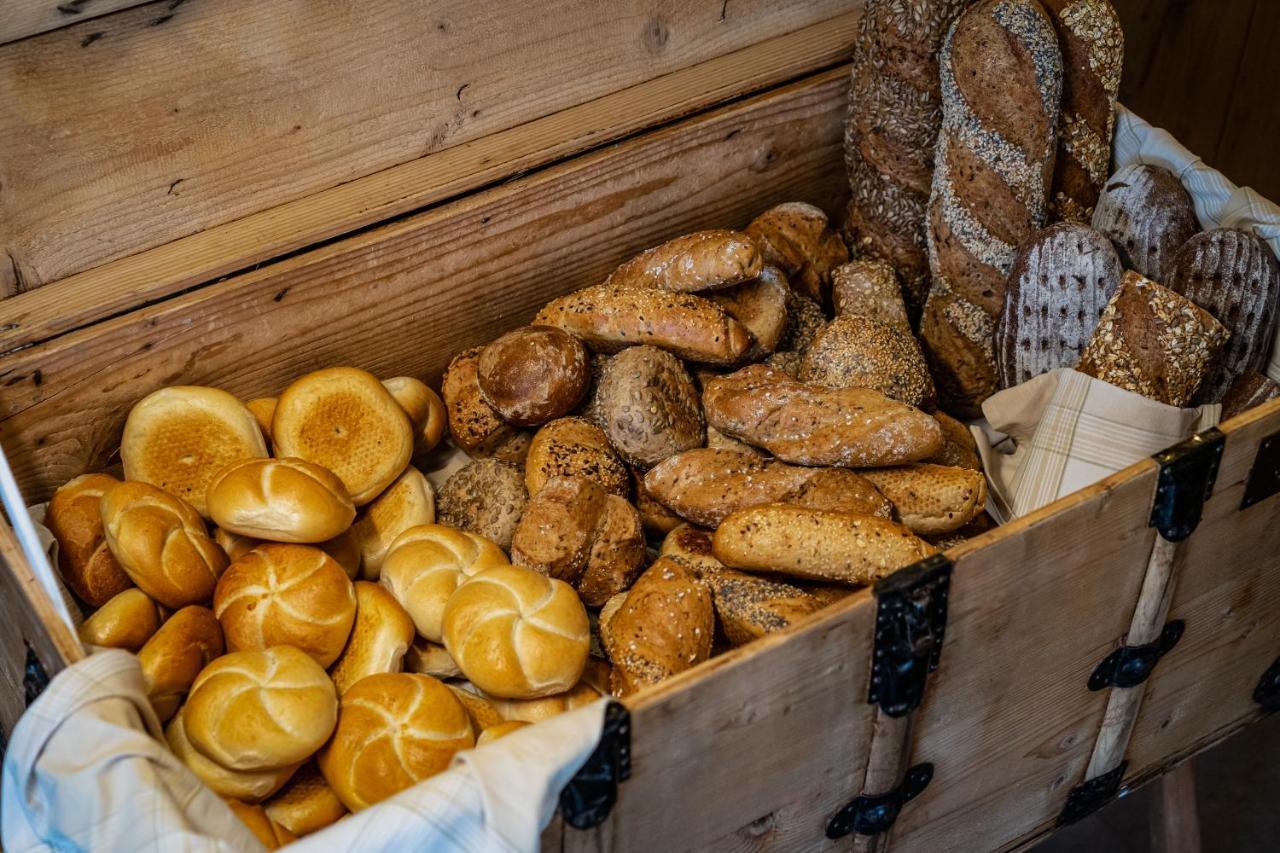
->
[477, 325, 591, 426]
[595, 345, 705, 469]
[605, 229, 762, 293]
[1091, 164, 1200, 282]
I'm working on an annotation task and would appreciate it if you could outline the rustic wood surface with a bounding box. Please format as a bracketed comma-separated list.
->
[1150, 761, 1202, 853]
[0, 0, 147, 44]
[852, 711, 913, 853]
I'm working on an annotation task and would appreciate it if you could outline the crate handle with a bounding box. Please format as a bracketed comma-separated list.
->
[0, 441, 75, 632]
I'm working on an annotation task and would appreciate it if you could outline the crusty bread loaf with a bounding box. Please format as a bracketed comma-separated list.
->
[379, 524, 510, 643]
[137, 605, 224, 723]
[166, 707, 299, 802]
[382, 376, 447, 458]
[922, 0, 1063, 413]
[122, 386, 269, 516]
[605, 229, 762, 293]
[478, 326, 591, 426]
[329, 581, 416, 694]
[534, 285, 753, 365]
[441, 347, 519, 455]
[995, 223, 1122, 388]
[831, 260, 912, 331]
[476, 720, 530, 745]
[185, 646, 338, 772]
[206, 457, 355, 544]
[47, 473, 132, 607]
[1092, 165, 1199, 284]
[643, 449, 892, 527]
[526, 417, 629, 498]
[100, 481, 228, 609]
[927, 412, 981, 470]
[350, 465, 435, 578]
[273, 367, 413, 506]
[861, 464, 987, 535]
[713, 504, 934, 585]
[224, 800, 298, 850]
[594, 345, 704, 468]
[706, 265, 790, 356]
[78, 588, 160, 651]
[443, 564, 590, 699]
[317, 673, 473, 811]
[702, 364, 943, 467]
[1077, 272, 1229, 406]
[437, 459, 527, 551]
[744, 203, 848, 306]
[264, 763, 348, 837]
[799, 315, 937, 409]
[214, 544, 357, 667]
[511, 476, 645, 606]
[1222, 372, 1280, 421]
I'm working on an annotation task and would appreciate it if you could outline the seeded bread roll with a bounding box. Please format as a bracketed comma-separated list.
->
[605, 229, 762, 293]
[1222, 372, 1280, 421]
[478, 326, 591, 427]
[595, 345, 705, 469]
[442, 347, 520, 455]
[328, 581, 416, 694]
[47, 473, 132, 607]
[831, 260, 912, 331]
[632, 466, 688, 537]
[264, 763, 348, 837]
[525, 417, 629, 498]
[137, 605, 224, 722]
[927, 412, 981, 470]
[350, 466, 436, 578]
[78, 588, 161, 651]
[860, 464, 987, 536]
[744, 203, 848, 306]
[995, 223, 1123, 388]
[1092, 165, 1199, 284]
[799, 315, 937, 409]
[706, 266, 790, 356]
[382, 377, 447, 459]
[206, 457, 356, 544]
[166, 707, 299, 803]
[437, 459, 527, 551]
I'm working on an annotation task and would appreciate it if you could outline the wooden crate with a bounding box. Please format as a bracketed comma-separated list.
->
[2, 2, 1279, 851]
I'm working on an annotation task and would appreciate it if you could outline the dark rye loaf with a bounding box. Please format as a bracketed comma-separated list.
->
[1091, 164, 1200, 282]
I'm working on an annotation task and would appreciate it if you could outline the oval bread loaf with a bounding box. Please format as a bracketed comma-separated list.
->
[350, 465, 435, 578]
[47, 473, 133, 607]
[605, 229, 762, 293]
[594, 345, 704, 468]
[328, 581, 416, 694]
[799, 315, 937, 409]
[1092, 163, 1200, 282]
[137, 605, 224, 723]
[477, 325, 591, 426]
[525, 416, 629, 498]
[206, 457, 355, 544]
[78, 588, 161, 651]
[860, 464, 988, 536]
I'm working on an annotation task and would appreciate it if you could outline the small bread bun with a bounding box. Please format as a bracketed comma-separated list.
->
[442, 347, 519, 455]
[122, 386, 269, 516]
[246, 398, 278, 441]
[329, 582, 415, 694]
[214, 544, 357, 667]
[166, 707, 298, 802]
[477, 720, 530, 745]
[379, 524, 509, 643]
[484, 677, 602, 723]
[186, 646, 338, 771]
[477, 326, 591, 427]
[206, 457, 355, 543]
[78, 588, 161, 651]
[224, 799, 299, 850]
[264, 763, 348, 837]
[216, 527, 360, 579]
[404, 637, 462, 679]
[383, 376, 447, 457]
[317, 673, 474, 811]
[447, 685, 504, 732]
[137, 605, 224, 722]
[443, 564, 590, 699]
[100, 481, 227, 609]
[525, 417, 629, 498]
[47, 473, 132, 607]
[350, 466, 436, 579]
[272, 367, 413, 506]
[437, 458, 527, 551]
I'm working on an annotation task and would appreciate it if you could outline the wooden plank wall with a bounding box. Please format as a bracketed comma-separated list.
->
[1114, 0, 1280, 201]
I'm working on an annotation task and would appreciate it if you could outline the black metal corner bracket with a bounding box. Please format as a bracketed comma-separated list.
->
[1241, 431, 1280, 510]
[1088, 621, 1185, 691]
[560, 700, 631, 830]
[826, 763, 933, 839]
[1150, 428, 1224, 541]
[868, 554, 952, 718]
[23, 645, 49, 707]
[1057, 762, 1127, 826]
[1255, 656, 1280, 714]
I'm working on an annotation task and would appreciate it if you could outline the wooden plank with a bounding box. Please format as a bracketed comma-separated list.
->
[1209, 0, 1280, 200]
[0, 68, 851, 504]
[0, 10, 860, 353]
[0, 0, 151, 45]
[887, 463, 1159, 853]
[0, 0, 859, 292]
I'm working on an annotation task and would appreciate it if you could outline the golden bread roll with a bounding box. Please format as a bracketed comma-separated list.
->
[224, 799, 299, 850]
[215, 527, 361, 579]
[928, 412, 981, 470]
[264, 763, 349, 837]
[605, 229, 763, 293]
[712, 505, 934, 585]
[477, 326, 592, 427]
[442, 347, 520, 455]
[525, 417, 629, 498]
[77, 588, 161, 651]
[382, 376, 447, 457]
[214, 544, 356, 667]
[484, 678, 602, 723]
[47, 473, 132, 607]
[443, 564, 590, 699]
[706, 265, 790, 357]
[317, 673, 474, 811]
[329, 582, 415, 694]
[137, 605, 223, 722]
[860, 464, 987, 536]
[447, 685, 504, 732]
[185, 646, 338, 771]
[246, 398, 277, 441]
[350, 466, 436, 578]
[631, 467, 684, 537]
[405, 637, 462, 678]
[272, 367, 413, 506]
[100, 481, 227, 609]
[122, 386, 269, 516]
[166, 707, 298, 802]
[746, 202, 848, 306]
[476, 720, 530, 745]
[379, 524, 509, 642]
[437, 459, 527, 552]
[206, 457, 355, 543]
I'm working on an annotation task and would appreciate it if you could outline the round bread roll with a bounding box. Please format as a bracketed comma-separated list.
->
[185, 646, 338, 771]
[272, 367, 413, 506]
[477, 325, 591, 427]
[442, 347, 520, 455]
[216, 527, 361, 580]
[78, 588, 161, 651]
[264, 763, 348, 837]
[350, 466, 436, 579]
[379, 524, 509, 642]
[224, 799, 299, 850]
[525, 417, 629, 498]
[383, 376, 447, 457]
[484, 678, 602, 723]
[100, 481, 228, 609]
[122, 386, 269, 516]
[166, 707, 299, 802]
[206, 457, 355, 543]
[246, 398, 277, 441]
[317, 673, 474, 811]
[329, 582, 416, 694]
[799, 315, 937, 410]
[436, 459, 527, 551]
[47, 473, 133, 607]
[594, 345, 704, 468]
[214, 544, 356, 667]
[476, 720, 530, 745]
[442, 564, 590, 699]
[137, 605, 224, 722]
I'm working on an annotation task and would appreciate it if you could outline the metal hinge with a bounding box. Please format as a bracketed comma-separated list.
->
[24, 645, 49, 707]
[826, 763, 933, 839]
[1088, 621, 1185, 691]
[1255, 657, 1280, 714]
[1149, 429, 1224, 541]
[1241, 432, 1280, 510]
[868, 554, 952, 718]
[1057, 762, 1127, 826]
[560, 701, 631, 830]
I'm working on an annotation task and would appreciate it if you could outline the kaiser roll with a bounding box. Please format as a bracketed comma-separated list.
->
[137, 605, 224, 722]
[215, 527, 361, 579]
[100, 481, 228, 609]
[224, 799, 299, 850]
[383, 376, 447, 457]
[166, 707, 299, 802]
[442, 564, 590, 699]
[185, 646, 338, 771]
[47, 473, 132, 607]
[350, 466, 436, 578]
[329, 582, 416, 694]
[214, 544, 357, 667]
[78, 588, 161, 651]
[272, 367, 413, 505]
[477, 325, 591, 427]
[206, 457, 355, 543]
[317, 673, 474, 811]
[264, 763, 348, 837]
[121, 386, 268, 516]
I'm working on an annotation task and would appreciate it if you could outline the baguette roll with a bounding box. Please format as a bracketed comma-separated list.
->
[605, 229, 762, 293]
[927, 412, 981, 470]
[206, 457, 355, 544]
[706, 266, 790, 356]
[744, 203, 847, 306]
[47, 473, 132, 607]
